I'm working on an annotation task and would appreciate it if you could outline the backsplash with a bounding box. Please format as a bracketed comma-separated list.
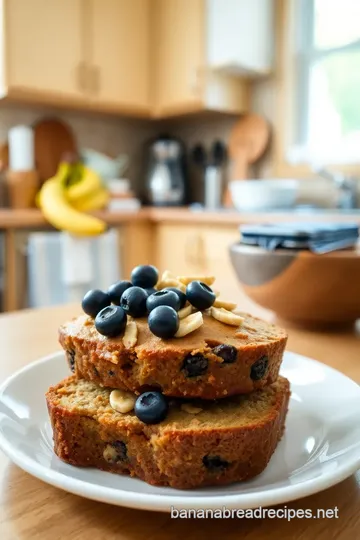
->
[1, 103, 358, 208]
[0, 104, 156, 194]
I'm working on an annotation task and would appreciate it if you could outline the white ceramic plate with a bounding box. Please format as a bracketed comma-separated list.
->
[0, 351, 359, 512]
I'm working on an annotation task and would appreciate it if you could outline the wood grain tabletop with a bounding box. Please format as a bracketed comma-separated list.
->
[0, 297, 359, 540]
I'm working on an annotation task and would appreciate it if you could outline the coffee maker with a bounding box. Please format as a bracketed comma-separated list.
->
[145, 135, 187, 206]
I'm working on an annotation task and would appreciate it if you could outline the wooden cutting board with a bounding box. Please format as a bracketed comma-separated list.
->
[229, 114, 270, 179]
[33, 118, 77, 183]
[224, 114, 270, 206]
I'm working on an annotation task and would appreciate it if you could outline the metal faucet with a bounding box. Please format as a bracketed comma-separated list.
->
[315, 167, 358, 210]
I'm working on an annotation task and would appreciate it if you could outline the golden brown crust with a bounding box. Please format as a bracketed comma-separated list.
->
[59, 313, 287, 399]
[46, 376, 290, 489]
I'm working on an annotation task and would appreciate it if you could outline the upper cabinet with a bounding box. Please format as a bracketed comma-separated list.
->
[91, 0, 150, 115]
[152, 0, 251, 118]
[1, 0, 84, 102]
[207, 0, 274, 77]
[152, 0, 205, 117]
[0, 0, 151, 116]
[0, 0, 274, 119]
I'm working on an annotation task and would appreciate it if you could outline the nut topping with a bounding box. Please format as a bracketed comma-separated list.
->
[110, 389, 136, 413]
[178, 304, 192, 319]
[213, 299, 237, 311]
[157, 278, 186, 293]
[122, 320, 138, 348]
[177, 275, 215, 286]
[181, 403, 203, 414]
[175, 311, 203, 337]
[211, 307, 244, 327]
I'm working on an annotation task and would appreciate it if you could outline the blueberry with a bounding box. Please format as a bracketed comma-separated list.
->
[250, 355, 269, 380]
[203, 455, 229, 471]
[120, 286, 148, 317]
[82, 289, 110, 318]
[212, 344, 237, 364]
[144, 287, 157, 296]
[108, 370, 115, 376]
[131, 265, 159, 288]
[134, 391, 168, 424]
[182, 354, 208, 377]
[95, 305, 127, 337]
[146, 290, 180, 313]
[163, 287, 187, 309]
[186, 281, 216, 311]
[108, 280, 132, 305]
[66, 350, 75, 373]
[148, 305, 179, 338]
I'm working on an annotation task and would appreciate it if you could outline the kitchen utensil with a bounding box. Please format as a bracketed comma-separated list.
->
[192, 141, 227, 209]
[230, 241, 360, 327]
[81, 149, 128, 182]
[0, 143, 9, 171]
[33, 118, 77, 183]
[192, 144, 207, 168]
[230, 179, 298, 211]
[8, 125, 34, 171]
[5, 170, 39, 208]
[145, 135, 187, 206]
[226, 114, 270, 206]
[205, 140, 227, 209]
[211, 140, 227, 166]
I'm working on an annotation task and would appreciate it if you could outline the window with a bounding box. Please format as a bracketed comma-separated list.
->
[289, 0, 360, 165]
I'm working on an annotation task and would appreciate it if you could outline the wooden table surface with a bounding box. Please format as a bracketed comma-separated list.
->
[0, 300, 359, 539]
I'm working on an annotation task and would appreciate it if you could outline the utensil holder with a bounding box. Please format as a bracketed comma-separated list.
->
[5, 170, 39, 208]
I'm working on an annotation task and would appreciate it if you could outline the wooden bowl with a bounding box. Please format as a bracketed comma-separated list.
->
[229, 243, 360, 328]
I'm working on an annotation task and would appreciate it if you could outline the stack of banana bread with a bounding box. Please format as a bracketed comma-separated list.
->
[46, 265, 290, 489]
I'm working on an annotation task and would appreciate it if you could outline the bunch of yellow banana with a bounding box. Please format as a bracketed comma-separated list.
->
[38, 161, 110, 236]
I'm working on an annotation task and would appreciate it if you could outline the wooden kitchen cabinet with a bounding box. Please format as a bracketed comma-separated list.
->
[1, 0, 84, 103]
[0, 0, 151, 116]
[91, 0, 150, 115]
[0, 0, 268, 119]
[152, 0, 250, 118]
[152, 0, 205, 117]
[155, 223, 240, 297]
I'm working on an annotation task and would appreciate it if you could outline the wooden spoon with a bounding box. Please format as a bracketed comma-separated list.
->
[224, 114, 270, 206]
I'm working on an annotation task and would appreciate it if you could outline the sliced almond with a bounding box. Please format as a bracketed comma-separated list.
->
[213, 290, 220, 297]
[178, 304, 192, 319]
[110, 389, 136, 414]
[177, 275, 215, 286]
[175, 311, 203, 337]
[211, 307, 245, 327]
[157, 278, 186, 293]
[181, 403, 203, 414]
[161, 269, 176, 282]
[122, 320, 138, 348]
[213, 298, 237, 311]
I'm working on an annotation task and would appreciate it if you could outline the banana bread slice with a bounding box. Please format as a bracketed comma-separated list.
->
[59, 312, 287, 400]
[46, 375, 290, 489]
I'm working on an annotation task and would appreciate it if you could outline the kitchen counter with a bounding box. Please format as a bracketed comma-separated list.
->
[1, 207, 360, 229]
[0, 300, 359, 539]
[1, 207, 360, 313]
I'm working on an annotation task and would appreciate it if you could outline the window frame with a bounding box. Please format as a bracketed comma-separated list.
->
[275, 0, 360, 174]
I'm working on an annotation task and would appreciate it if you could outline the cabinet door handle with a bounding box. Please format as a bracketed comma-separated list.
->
[76, 61, 87, 92]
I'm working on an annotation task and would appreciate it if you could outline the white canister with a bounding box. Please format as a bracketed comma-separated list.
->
[8, 125, 35, 171]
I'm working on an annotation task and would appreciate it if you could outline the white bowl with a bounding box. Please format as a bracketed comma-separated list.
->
[81, 149, 128, 182]
[229, 180, 298, 211]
